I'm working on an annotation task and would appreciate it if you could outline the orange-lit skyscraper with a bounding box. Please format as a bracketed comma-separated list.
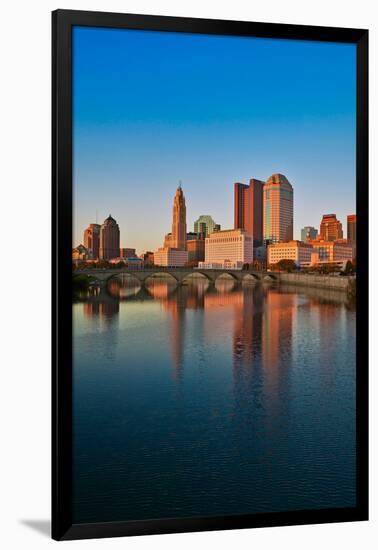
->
[99, 215, 120, 260]
[171, 184, 187, 250]
[84, 223, 101, 259]
[263, 173, 293, 244]
[319, 214, 343, 241]
[234, 178, 264, 247]
[347, 214, 357, 242]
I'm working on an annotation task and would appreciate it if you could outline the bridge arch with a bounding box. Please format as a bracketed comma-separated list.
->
[182, 271, 214, 283]
[105, 272, 143, 286]
[242, 272, 260, 281]
[213, 271, 241, 282]
[263, 273, 277, 281]
[142, 272, 180, 284]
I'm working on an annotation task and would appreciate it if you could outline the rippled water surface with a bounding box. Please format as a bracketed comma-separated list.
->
[73, 277, 356, 523]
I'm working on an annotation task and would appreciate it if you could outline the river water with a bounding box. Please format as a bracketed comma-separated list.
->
[73, 276, 356, 523]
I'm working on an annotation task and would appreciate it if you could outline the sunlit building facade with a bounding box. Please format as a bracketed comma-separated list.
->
[99, 215, 120, 260]
[268, 240, 313, 267]
[263, 173, 293, 244]
[234, 178, 264, 247]
[319, 214, 343, 241]
[154, 247, 188, 267]
[202, 228, 253, 268]
[157, 185, 189, 266]
[84, 223, 101, 260]
[194, 215, 219, 237]
[187, 235, 205, 265]
[301, 226, 318, 242]
[171, 185, 187, 250]
[347, 214, 357, 242]
[307, 239, 355, 264]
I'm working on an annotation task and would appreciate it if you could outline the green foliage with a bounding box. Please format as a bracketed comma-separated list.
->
[72, 274, 94, 290]
[273, 259, 297, 272]
[344, 260, 354, 274]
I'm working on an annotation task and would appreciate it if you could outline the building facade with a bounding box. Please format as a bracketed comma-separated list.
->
[120, 247, 137, 258]
[194, 215, 219, 237]
[347, 214, 357, 242]
[139, 251, 154, 266]
[203, 228, 253, 268]
[84, 223, 101, 260]
[263, 173, 294, 245]
[72, 244, 92, 262]
[171, 185, 187, 250]
[99, 215, 120, 260]
[307, 239, 355, 263]
[301, 226, 318, 242]
[234, 178, 264, 247]
[154, 247, 188, 267]
[268, 240, 313, 267]
[319, 214, 343, 241]
[187, 235, 205, 265]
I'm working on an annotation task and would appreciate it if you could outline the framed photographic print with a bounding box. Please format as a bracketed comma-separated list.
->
[52, 9, 368, 541]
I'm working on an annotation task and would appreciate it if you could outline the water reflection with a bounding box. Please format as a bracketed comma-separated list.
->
[73, 276, 356, 523]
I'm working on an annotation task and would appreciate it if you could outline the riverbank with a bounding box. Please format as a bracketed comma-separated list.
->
[277, 272, 354, 291]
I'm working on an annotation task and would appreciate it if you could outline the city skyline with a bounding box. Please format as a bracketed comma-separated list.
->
[76, 179, 355, 259]
[73, 27, 356, 251]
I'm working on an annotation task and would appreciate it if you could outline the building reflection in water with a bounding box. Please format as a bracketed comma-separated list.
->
[80, 275, 347, 397]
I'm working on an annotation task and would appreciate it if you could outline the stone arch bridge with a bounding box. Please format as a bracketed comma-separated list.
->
[74, 267, 278, 286]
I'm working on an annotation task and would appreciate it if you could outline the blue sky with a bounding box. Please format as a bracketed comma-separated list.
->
[73, 26, 356, 252]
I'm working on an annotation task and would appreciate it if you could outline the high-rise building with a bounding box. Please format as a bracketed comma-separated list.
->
[171, 185, 187, 250]
[194, 215, 219, 237]
[263, 173, 294, 244]
[99, 215, 120, 260]
[319, 214, 343, 241]
[156, 185, 189, 266]
[301, 226, 318, 242]
[84, 223, 101, 259]
[234, 178, 264, 246]
[347, 214, 357, 242]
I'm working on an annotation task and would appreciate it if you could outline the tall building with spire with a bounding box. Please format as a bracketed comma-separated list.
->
[171, 184, 187, 250]
[84, 223, 101, 259]
[155, 185, 189, 267]
[263, 173, 293, 244]
[99, 215, 120, 260]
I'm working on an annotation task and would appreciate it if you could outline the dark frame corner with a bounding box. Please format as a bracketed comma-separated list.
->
[52, 9, 368, 541]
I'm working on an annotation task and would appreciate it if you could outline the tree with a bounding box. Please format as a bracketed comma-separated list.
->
[275, 259, 297, 272]
[344, 260, 354, 274]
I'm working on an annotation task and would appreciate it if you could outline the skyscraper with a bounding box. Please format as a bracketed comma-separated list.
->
[171, 184, 187, 250]
[319, 214, 343, 241]
[301, 226, 318, 242]
[347, 214, 356, 242]
[263, 173, 294, 244]
[99, 215, 120, 260]
[194, 215, 219, 237]
[156, 185, 189, 266]
[234, 178, 264, 247]
[84, 223, 101, 259]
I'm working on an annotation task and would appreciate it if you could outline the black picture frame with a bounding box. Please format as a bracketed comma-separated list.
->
[52, 9, 369, 541]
